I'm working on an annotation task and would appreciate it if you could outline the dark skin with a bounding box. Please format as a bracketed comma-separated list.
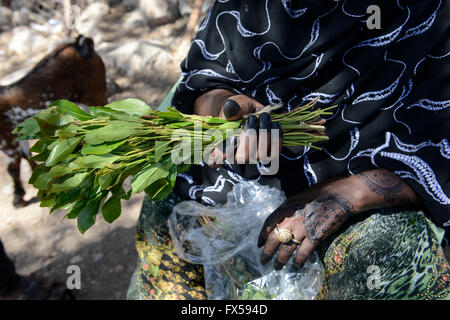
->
[257, 169, 419, 270]
[194, 89, 421, 270]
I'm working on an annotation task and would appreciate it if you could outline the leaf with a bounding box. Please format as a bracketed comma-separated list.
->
[35, 106, 60, 126]
[77, 199, 101, 233]
[98, 172, 117, 190]
[48, 165, 73, 179]
[81, 140, 126, 155]
[110, 111, 142, 122]
[65, 200, 87, 219]
[33, 172, 52, 190]
[88, 106, 113, 117]
[218, 121, 240, 130]
[13, 117, 41, 140]
[104, 98, 154, 116]
[205, 116, 227, 124]
[131, 163, 170, 194]
[45, 136, 82, 167]
[31, 148, 50, 162]
[111, 185, 131, 200]
[166, 121, 194, 128]
[102, 195, 121, 223]
[50, 99, 92, 121]
[72, 154, 120, 169]
[50, 172, 89, 193]
[33, 117, 58, 138]
[154, 140, 171, 162]
[145, 179, 173, 201]
[29, 163, 49, 185]
[30, 138, 54, 153]
[40, 197, 56, 208]
[84, 121, 143, 145]
[156, 110, 184, 121]
[55, 187, 84, 208]
[167, 165, 178, 187]
[56, 124, 79, 138]
[178, 164, 191, 174]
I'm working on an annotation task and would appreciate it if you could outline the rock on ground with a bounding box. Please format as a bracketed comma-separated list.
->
[139, 0, 179, 21]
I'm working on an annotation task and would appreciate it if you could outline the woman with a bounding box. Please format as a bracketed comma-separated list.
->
[127, 0, 449, 300]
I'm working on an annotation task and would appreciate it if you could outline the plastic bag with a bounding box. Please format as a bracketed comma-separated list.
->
[168, 181, 324, 300]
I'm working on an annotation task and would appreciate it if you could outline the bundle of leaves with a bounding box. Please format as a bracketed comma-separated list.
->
[13, 98, 334, 233]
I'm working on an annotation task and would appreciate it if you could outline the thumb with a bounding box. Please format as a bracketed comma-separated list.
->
[221, 95, 264, 120]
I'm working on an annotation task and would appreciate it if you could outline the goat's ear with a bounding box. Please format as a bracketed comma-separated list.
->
[75, 35, 94, 59]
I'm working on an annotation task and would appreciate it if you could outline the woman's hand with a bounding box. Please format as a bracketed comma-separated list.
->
[257, 169, 420, 270]
[193, 89, 264, 120]
[193, 89, 282, 167]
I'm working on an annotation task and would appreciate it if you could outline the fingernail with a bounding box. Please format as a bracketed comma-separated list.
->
[259, 112, 271, 130]
[292, 262, 304, 272]
[260, 252, 272, 265]
[223, 99, 241, 119]
[271, 122, 283, 138]
[244, 115, 258, 131]
[274, 260, 284, 271]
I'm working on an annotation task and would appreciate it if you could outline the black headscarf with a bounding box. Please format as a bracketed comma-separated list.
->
[171, 0, 450, 228]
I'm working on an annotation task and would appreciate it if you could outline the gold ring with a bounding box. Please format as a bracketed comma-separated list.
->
[275, 224, 293, 243]
[275, 224, 302, 245]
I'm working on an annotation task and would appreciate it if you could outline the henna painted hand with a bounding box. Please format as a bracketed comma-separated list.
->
[257, 169, 419, 270]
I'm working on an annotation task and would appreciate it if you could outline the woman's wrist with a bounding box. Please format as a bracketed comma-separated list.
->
[348, 169, 419, 213]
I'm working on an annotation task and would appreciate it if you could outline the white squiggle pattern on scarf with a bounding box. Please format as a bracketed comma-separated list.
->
[178, 173, 194, 184]
[201, 196, 217, 206]
[393, 103, 411, 134]
[414, 50, 449, 76]
[198, 6, 212, 31]
[379, 151, 450, 204]
[341, 104, 361, 124]
[352, 52, 406, 105]
[322, 127, 360, 161]
[341, 0, 366, 18]
[218, 0, 271, 38]
[281, 0, 307, 18]
[397, 0, 441, 42]
[302, 91, 340, 104]
[289, 53, 323, 81]
[347, 149, 374, 175]
[281, 146, 310, 161]
[266, 86, 282, 105]
[342, 7, 410, 76]
[194, 39, 224, 60]
[391, 133, 450, 159]
[193, 0, 272, 62]
[303, 155, 317, 187]
[369, 132, 450, 204]
[344, 83, 355, 101]
[189, 185, 203, 200]
[380, 78, 413, 111]
[254, 19, 320, 63]
[407, 99, 450, 111]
